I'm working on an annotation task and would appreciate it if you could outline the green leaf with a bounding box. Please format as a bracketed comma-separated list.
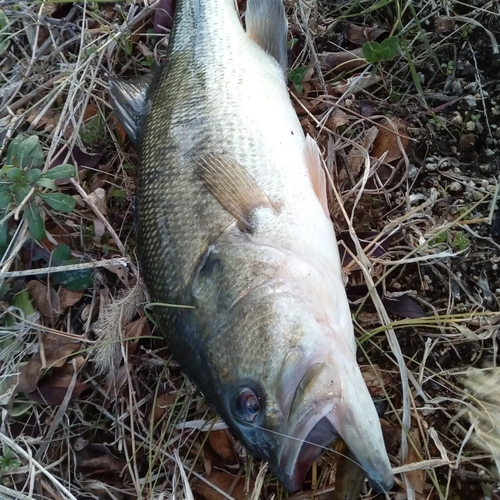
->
[42, 164, 76, 180]
[0, 220, 8, 254]
[5, 135, 23, 167]
[0, 187, 11, 209]
[288, 66, 308, 85]
[380, 36, 400, 61]
[15, 135, 45, 169]
[22, 204, 45, 240]
[0, 10, 10, 57]
[35, 177, 57, 190]
[362, 41, 381, 63]
[6, 167, 23, 183]
[14, 185, 31, 205]
[27, 168, 41, 184]
[53, 269, 94, 291]
[51, 243, 71, 263]
[13, 288, 35, 316]
[37, 192, 76, 213]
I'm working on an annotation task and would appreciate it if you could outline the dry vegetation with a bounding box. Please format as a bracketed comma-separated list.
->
[0, 0, 500, 499]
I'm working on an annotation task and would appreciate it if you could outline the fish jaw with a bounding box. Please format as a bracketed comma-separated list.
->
[275, 355, 394, 492]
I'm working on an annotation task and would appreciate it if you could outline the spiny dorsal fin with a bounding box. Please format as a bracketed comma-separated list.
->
[246, 0, 288, 77]
[304, 134, 329, 217]
[193, 154, 275, 232]
[109, 73, 154, 146]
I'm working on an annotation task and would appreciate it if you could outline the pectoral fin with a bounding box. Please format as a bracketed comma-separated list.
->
[304, 135, 329, 217]
[246, 0, 288, 77]
[109, 72, 155, 146]
[193, 154, 275, 232]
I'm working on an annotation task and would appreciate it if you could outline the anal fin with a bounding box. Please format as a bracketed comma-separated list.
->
[193, 154, 275, 232]
[245, 0, 288, 77]
[305, 134, 329, 217]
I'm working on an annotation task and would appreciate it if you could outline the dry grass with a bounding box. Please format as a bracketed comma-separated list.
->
[1, 0, 499, 499]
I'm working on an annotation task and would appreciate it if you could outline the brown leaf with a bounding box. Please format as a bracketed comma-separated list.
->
[360, 364, 392, 399]
[371, 117, 410, 163]
[76, 444, 125, 474]
[434, 16, 455, 34]
[208, 430, 238, 466]
[333, 73, 382, 95]
[345, 23, 387, 46]
[106, 262, 129, 286]
[346, 126, 379, 178]
[124, 316, 151, 357]
[59, 288, 84, 312]
[405, 428, 425, 495]
[16, 357, 43, 393]
[27, 280, 61, 324]
[319, 48, 366, 74]
[29, 362, 88, 405]
[151, 392, 177, 425]
[194, 471, 252, 500]
[326, 108, 349, 131]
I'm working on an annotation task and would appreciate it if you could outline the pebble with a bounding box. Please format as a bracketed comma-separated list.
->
[465, 121, 475, 131]
[449, 181, 462, 192]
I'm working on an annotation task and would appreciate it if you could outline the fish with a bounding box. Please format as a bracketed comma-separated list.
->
[109, 0, 394, 492]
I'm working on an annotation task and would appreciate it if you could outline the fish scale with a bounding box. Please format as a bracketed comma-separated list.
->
[109, 0, 394, 493]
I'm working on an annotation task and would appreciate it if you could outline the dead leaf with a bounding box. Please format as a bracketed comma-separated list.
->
[106, 262, 129, 286]
[76, 444, 125, 474]
[27, 280, 61, 324]
[29, 361, 88, 405]
[405, 428, 425, 495]
[320, 48, 366, 74]
[151, 392, 177, 425]
[371, 117, 410, 163]
[333, 73, 382, 95]
[345, 126, 378, 180]
[124, 316, 151, 357]
[326, 108, 349, 131]
[16, 333, 82, 393]
[360, 364, 392, 399]
[345, 23, 387, 45]
[208, 430, 238, 466]
[435, 16, 455, 34]
[59, 288, 84, 312]
[194, 471, 253, 500]
[154, 0, 176, 33]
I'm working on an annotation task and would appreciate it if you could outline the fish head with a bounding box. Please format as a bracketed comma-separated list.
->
[202, 291, 393, 493]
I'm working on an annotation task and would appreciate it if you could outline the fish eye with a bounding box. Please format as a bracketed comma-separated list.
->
[235, 387, 261, 422]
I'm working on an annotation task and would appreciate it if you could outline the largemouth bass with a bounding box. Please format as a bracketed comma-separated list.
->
[110, 0, 393, 492]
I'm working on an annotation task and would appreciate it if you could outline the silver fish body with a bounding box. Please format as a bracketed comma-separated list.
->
[110, 0, 393, 492]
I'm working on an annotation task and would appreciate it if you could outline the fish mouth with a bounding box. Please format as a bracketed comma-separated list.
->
[276, 362, 394, 493]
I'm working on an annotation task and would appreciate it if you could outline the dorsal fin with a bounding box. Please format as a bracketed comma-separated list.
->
[245, 0, 288, 77]
[304, 135, 329, 217]
[193, 153, 275, 232]
[108, 73, 154, 146]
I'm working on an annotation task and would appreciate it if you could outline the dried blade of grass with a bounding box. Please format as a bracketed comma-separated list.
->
[175, 451, 195, 500]
[0, 433, 79, 500]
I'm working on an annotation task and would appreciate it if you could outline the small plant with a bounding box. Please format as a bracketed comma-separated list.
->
[451, 231, 470, 251]
[0, 447, 21, 473]
[362, 36, 400, 65]
[0, 10, 9, 56]
[1, 135, 77, 244]
[288, 65, 308, 93]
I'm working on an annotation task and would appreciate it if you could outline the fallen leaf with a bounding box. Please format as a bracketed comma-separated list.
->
[319, 48, 366, 74]
[76, 444, 125, 474]
[27, 280, 61, 324]
[151, 392, 177, 425]
[208, 430, 238, 466]
[59, 288, 84, 311]
[106, 262, 129, 286]
[29, 361, 88, 405]
[360, 364, 392, 399]
[333, 73, 382, 95]
[404, 428, 425, 495]
[344, 23, 387, 46]
[326, 108, 349, 131]
[154, 0, 176, 33]
[194, 471, 252, 500]
[371, 117, 410, 163]
[346, 125, 379, 178]
[434, 16, 455, 34]
[124, 316, 151, 357]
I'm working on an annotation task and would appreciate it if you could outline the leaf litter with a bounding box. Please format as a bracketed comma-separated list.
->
[1, 0, 500, 499]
